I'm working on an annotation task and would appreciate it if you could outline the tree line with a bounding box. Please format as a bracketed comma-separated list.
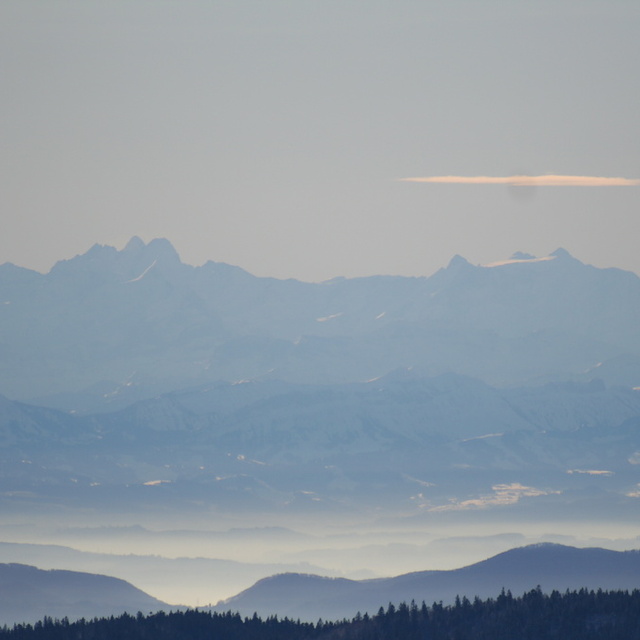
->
[3, 587, 640, 640]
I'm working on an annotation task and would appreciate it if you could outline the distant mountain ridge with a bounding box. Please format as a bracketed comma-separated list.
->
[1, 239, 639, 517]
[1, 238, 639, 402]
[3, 545, 640, 626]
[0, 563, 167, 625]
[1, 374, 640, 516]
[216, 544, 640, 621]
[0, 539, 337, 613]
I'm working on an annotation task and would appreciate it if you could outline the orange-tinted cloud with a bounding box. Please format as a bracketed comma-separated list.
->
[400, 175, 640, 186]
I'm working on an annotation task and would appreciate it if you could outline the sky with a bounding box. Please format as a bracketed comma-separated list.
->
[1, 0, 639, 281]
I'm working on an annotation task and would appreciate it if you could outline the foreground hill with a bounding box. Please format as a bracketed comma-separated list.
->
[216, 544, 640, 621]
[0, 563, 168, 626]
[1, 239, 639, 403]
[4, 591, 640, 640]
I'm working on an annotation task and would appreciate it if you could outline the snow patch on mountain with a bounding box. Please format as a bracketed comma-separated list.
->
[428, 483, 561, 511]
[126, 260, 157, 283]
[317, 312, 344, 322]
[483, 256, 556, 268]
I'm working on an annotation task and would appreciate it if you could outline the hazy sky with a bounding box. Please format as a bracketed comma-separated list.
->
[2, 1, 639, 281]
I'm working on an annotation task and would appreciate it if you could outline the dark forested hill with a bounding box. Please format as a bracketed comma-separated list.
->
[3, 589, 640, 640]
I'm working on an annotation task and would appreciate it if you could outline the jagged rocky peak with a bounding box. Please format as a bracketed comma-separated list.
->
[145, 238, 181, 262]
[123, 236, 145, 252]
[550, 247, 581, 262]
[47, 237, 183, 283]
[83, 242, 119, 259]
[48, 242, 119, 277]
[122, 236, 181, 264]
[446, 254, 473, 270]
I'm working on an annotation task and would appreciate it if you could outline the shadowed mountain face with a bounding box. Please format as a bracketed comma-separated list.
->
[0, 563, 167, 626]
[1, 239, 639, 403]
[216, 544, 640, 621]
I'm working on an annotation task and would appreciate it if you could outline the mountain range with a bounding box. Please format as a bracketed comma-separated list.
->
[3, 544, 640, 626]
[1, 375, 640, 517]
[1, 239, 639, 405]
[1, 239, 639, 518]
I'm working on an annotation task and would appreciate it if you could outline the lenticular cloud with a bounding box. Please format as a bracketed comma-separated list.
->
[400, 175, 640, 186]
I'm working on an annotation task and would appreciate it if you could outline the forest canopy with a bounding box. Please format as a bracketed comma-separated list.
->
[4, 587, 640, 640]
